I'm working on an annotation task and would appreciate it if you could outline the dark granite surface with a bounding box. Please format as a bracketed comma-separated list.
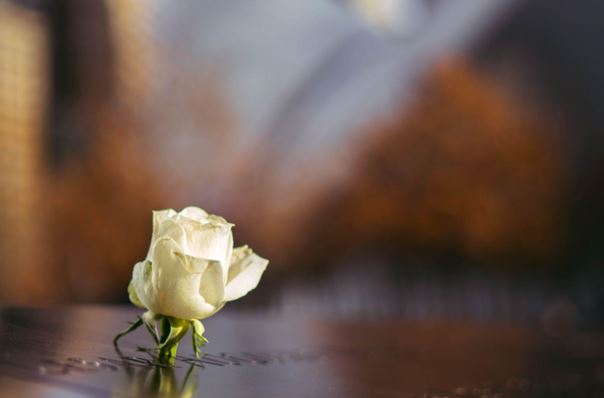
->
[0, 306, 603, 397]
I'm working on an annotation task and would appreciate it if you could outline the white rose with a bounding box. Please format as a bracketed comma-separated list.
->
[128, 207, 268, 320]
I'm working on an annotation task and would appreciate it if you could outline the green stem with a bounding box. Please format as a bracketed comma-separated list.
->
[158, 341, 180, 365]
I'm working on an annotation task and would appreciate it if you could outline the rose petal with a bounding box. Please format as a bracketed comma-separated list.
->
[198, 259, 225, 310]
[152, 209, 177, 236]
[224, 246, 269, 302]
[127, 279, 145, 308]
[152, 218, 188, 256]
[178, 206, 209, 223]
[131, 260, 156, 311]
[179, 219, 233, 281]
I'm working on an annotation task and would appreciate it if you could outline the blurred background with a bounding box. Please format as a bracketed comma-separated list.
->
[1, 0, 604, 332]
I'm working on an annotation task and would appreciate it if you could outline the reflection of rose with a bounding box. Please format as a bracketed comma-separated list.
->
[128, 207, 268, 320]
[123, 362, 198, 398]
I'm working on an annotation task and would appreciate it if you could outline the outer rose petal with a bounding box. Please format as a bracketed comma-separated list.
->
[131, 260, 156, 312]
[127, 279, 145, 308]
[152, 237, 217, 320]
[224, 246, 269, 302]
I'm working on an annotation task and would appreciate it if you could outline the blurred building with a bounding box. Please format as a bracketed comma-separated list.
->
[0, 1, 50, 302]
[0, 0, 163, 303]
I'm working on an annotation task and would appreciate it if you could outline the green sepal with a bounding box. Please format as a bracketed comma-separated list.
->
[158, 317, 189, 349]
[142, 315, 160, 344]
[190, 319, 208, 358]
[114, 313, 210, 365]
[113, 317, 143, 345]
[157, 316, 190, 364]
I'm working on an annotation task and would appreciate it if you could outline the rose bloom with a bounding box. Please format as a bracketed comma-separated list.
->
[128, 207, 268, 320]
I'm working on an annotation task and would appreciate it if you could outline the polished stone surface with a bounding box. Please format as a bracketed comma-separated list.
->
[0, 306, 603, 397]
